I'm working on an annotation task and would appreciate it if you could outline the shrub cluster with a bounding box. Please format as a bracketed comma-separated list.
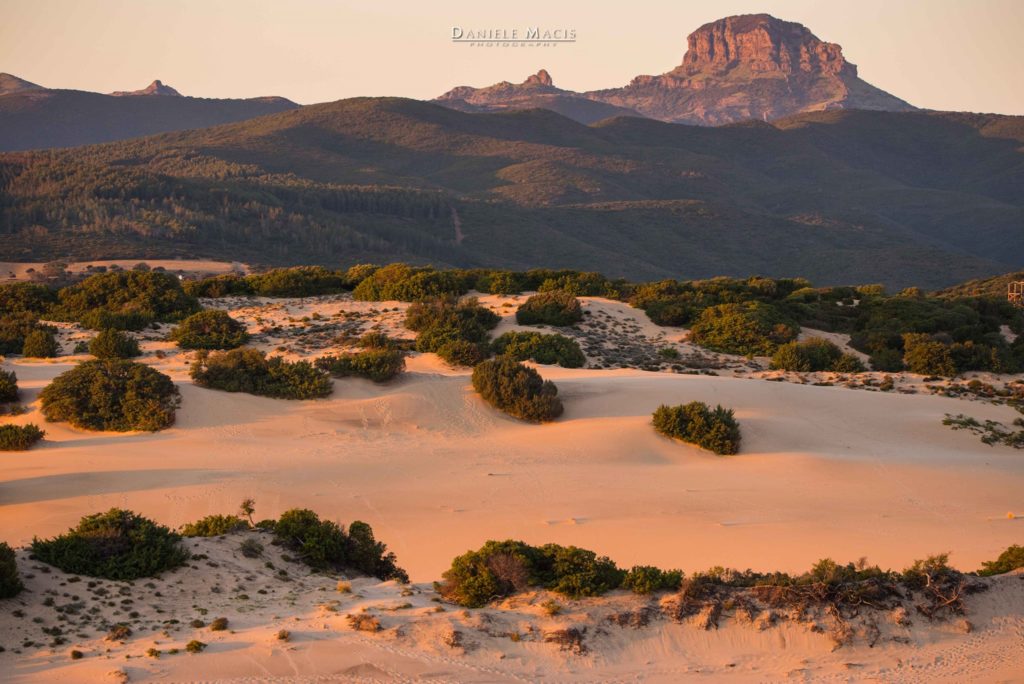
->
[89, 328, 141, 359]
[0, 423, 45, 450]
[621, 565, 684, 594]
[0, 369, 18, 403]
[770, 338, 864, 373]
[170, 310, 249, 350]
[247, 266, 348, 297]
[490, 331, 585, 368]
[0, 541, 23, 598]
[405, 297, 499, 366]
[315, 347, 405, 382]
[438, 540, 628, 608]
[978, 545, 1024, 576]
[180, 514, 248, 537]
[652, 402, 741, 455]
[515, 291, 583, 327]
[0, 282, 57, 317]
[55, 271, 200, 330]
[270, 508, 407, 581]
[0, 313, 50, 355]
[471, 356, 563, 422]
[21, 327, 60, 358]
[31, 509, 189, 580]
[353, 264, 470, 302]
[690, 302, 799, 356]
[190, 349, 333, 399]
[630, 276, 810, 327]
[40, 360, 180, 431]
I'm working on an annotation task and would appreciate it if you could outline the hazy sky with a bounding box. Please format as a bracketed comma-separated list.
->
[2, 0, 1021, 114]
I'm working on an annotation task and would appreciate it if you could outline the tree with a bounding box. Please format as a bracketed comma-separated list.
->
[690, 302, 798, 356]
[516, 291, 583, 326]
[0, 369, 18, 403]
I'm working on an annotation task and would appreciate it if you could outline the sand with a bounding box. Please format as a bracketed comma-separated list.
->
[1, 294, 1023, 681]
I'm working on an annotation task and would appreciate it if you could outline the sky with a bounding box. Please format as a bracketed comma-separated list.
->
[1, 0, 1022, 114]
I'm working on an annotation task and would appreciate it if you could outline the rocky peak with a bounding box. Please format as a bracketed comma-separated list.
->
[524, 69, 554, 87]
[679, 14, 853, 77]
[111, 80, 182, 97]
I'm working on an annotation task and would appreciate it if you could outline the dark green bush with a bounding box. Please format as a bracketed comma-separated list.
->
[869, 348, 905, 372]
[902, 333, 957, 376]
[0, 369, 17, 403]
[652, 402, 741, 455]
[31, 509, 189, 580]
[89, 328, 141, 359]
[352, 263, 470, 302]
[690, 302, 798, 356]
[21, 327, 59, 358]
[436, 339, 488, 367]
[438, 540, 627, 607]
[833, 353, 867, 373]
[56, 271, 199, 330]
[491, 331, 585, 368]
[170, 310, 249, 350]
[537, 272, 616, 297]
[246, 266, 347, 297]
[978, 545, 1024, 576]
[471, 356, 563, 422]
[183, 273, 253, 298]
[0, 541, 23, 598]
[769, 337, 863, 372]
[515, 291, 583, 327]
[190, 349, 332, 399]
[0, 313, 46, 355]
[621, 565, 683, 594]
[40, 360, 180, 431]
[180, 515, 248, 537]
[315, 348, 405, 382]
[406, 297, 499, 358]
[272, 508, 407, 581]
[0, 424, 45, 450]
[0, 282, 57, 317]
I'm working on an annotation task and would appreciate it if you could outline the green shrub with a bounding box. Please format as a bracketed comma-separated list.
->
[406, 297, 499, 359]
[246, 266, 347, 297]
[436, 339, 488, 367]
[0, 282, 57, 317]
[182, 273, 253, 298]
[352, 264, 469, 302]
[438, 540, 628, 607]
[621, 565, 683, 594]
[31, 509, 189, 580]
[21, 328, 59, 358]
[0, 424, 45, 451]
[315, 348, 405, 382]
[537, 272, 615, 297]
[40, 360, 180, 431]
[869, 348, 905, 372]
[770, 338, 842, 372]
[272, 509, 407, 581]
[89, 329, 141, 359]
[491, 331, 585, 368]
[471, 357, 563, 422]
[652, 402, 741, 455]
[0, 369, 17, 403]
[902, 333, 957, 376]
[832, 353, 866, 373]
[170, 310, 249, 350]
[190, 349, 332, 399]
[185, 639, 206, 653]
[180, 515, 248, 537]
[209, 617, 229, 631]
[690, 302, 798, 356]
[978, 545, 1024, 576]
[515, 291, 583, 327]
[0, 541, 23, 598]
[0, 313, 47, 355]
[56, 271, 199, 330]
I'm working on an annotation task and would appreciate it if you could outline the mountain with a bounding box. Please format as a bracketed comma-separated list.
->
[435, 14, 915, 125]
[437, 70, 645, 124]
[110, 79, 183, 97]
[0, 75, 299, 151]
[0, 73, 43, 95]
[0, 98, 1021, 288]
